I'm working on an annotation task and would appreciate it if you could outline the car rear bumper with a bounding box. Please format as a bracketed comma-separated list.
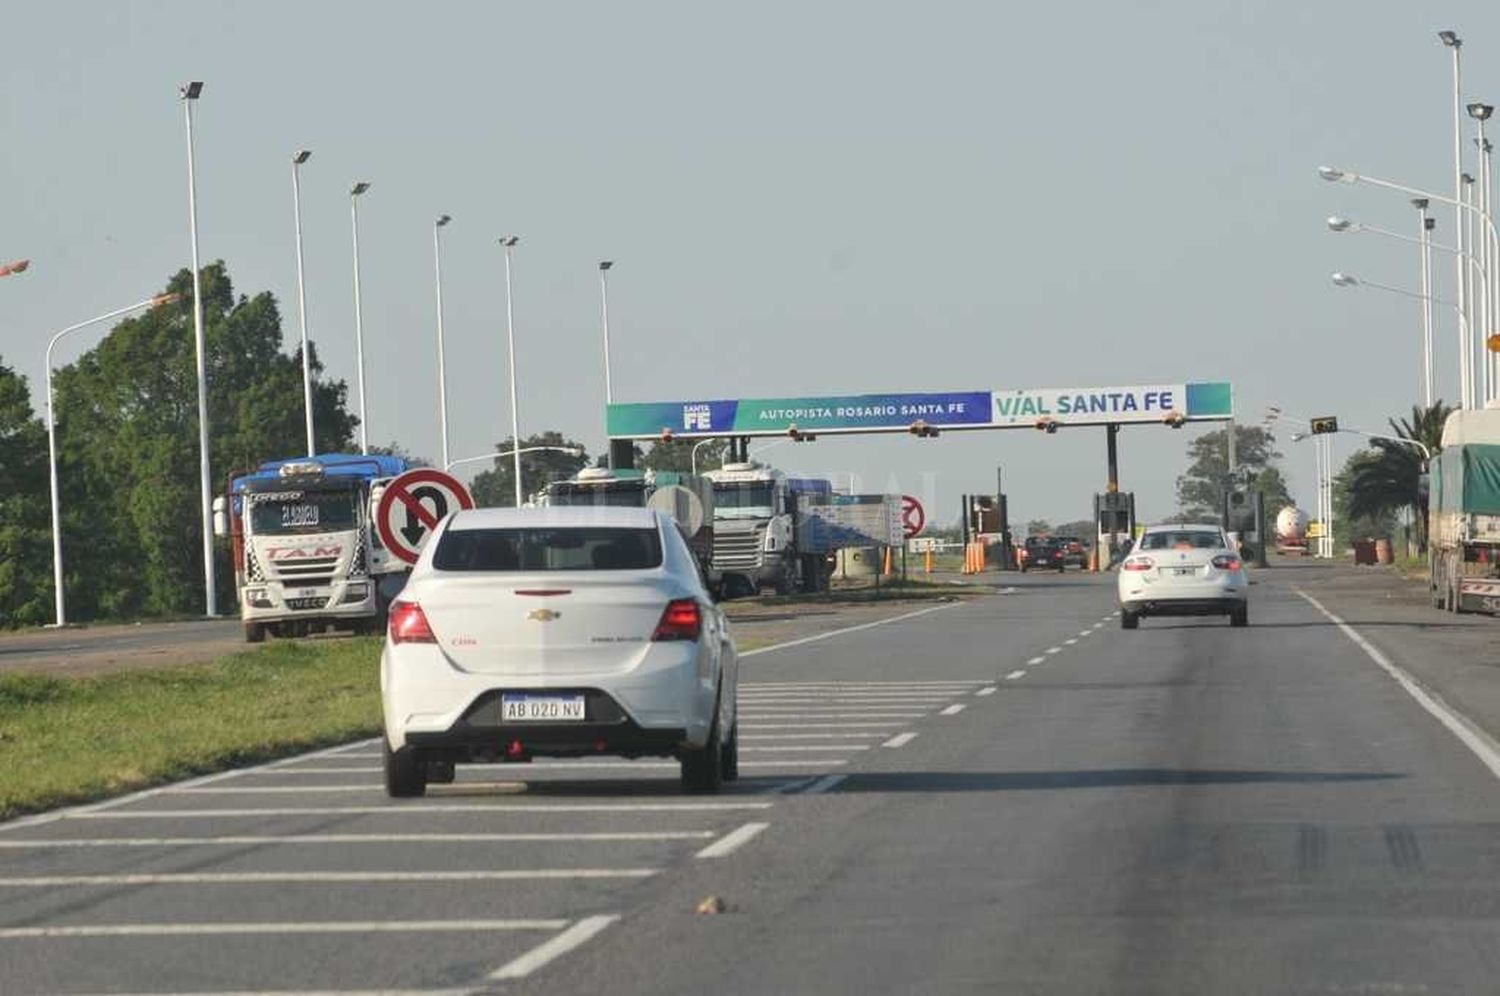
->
[1122, 596, 1244, 616]
[405, 688, 689, 760]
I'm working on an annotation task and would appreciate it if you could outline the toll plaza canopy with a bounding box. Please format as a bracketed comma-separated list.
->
[607, 382, 1233, 439]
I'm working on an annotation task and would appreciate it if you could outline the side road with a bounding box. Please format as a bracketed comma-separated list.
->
[1267, 559, 1500, 745]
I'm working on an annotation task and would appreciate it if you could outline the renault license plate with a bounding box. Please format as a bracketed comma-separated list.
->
[501, 694, 585, 722]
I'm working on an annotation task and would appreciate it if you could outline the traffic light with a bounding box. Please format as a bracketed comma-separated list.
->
[1034, 418, 1058, 434]
[908, 420, 940, 438]
[1310, 416, 1339, 435]
[787, 424, 817, 442]
[1162, 410, 1186, 428]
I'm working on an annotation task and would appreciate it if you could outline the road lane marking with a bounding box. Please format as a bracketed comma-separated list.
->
[746, 724, 899, 731]
[1078, 629, 1093, 637]
[1092, 623, 1105, 630]
[737, 712, 927, 719]
[0, 869, 659, 887]
[882, 732, 918, 748]
[1026, 656, 1045, 666]
[940, 704, 966, 716]
[741, 745, 870, 752]
[744, 681, 982, 687]
[0, 832, 715, 848]
[1005, 670, 1027, 680]
[740, 603, 956, 658]
[1296, 589, 1500, 783]
[975, 686, 998, 696]
[0, 919, 570, 939]
[695, 821, 770, 859]
[802, 774, 847, 794]
[489, 915, 621, 981]
[1045, 647, 1062, 655]
[741, 732, 886, 739]
[68, 802, 771, 819]
[1064, 639, 1078, 645]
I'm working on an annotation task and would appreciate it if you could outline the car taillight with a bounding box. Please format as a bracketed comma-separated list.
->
[1212, 555, 1242, 571]
[1122, 557, 1154, 572]
[652, 598, 702, 642]
[389, 601, 436, 644]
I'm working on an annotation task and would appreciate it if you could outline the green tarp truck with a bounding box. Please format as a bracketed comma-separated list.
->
[1429, 409, 1500, 613]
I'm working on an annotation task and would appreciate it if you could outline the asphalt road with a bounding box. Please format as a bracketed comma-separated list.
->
[3, 567, 1500, 994]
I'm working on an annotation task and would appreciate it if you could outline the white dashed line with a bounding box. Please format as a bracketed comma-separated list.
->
[1027, 656, 1045, 666]
[1045, 647, 1062, 655]
[975, 686, 998, 697]
[1005, 671, 1027, 680]
[0, 869, 658, 886]
[1064, 639, 1078, 646]
[489, 915, 622, 981]
[939, 704, 966, 716]
[695, 822, 770, 859]
[66, 802, 772, 820]
[0, 832, 715, 849]
[882, 732, 918, 748]
[802, 774, 847, 795]
[1078, 629, 1093, 637]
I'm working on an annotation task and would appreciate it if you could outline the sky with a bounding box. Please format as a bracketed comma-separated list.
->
[3, 1, 1499, 530]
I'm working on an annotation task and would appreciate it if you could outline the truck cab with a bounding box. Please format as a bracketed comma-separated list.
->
[705, 462, 832, 594]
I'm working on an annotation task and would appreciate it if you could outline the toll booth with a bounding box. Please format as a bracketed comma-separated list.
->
[1222, 487, 1269, 567]
[1094, 491, 1136, 567]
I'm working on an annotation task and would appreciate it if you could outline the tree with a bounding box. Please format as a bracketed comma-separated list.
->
[0, 359, 51, 626]
[641, 437, 729, 474]
[1345, 401, 1453, 552]
[1176, 425, 1293, 522]
[470, 431, 590, 507]
[50, 263, 358, 619]
[1336, 449, 1398, 549]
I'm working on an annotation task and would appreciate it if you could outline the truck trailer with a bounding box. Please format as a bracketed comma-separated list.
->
[1429, 409, 1500, 614]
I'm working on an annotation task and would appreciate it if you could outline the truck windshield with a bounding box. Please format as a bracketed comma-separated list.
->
[713, 483, 775, 519]
[248, 491, 358, 535]
[548, 484, 645, 508]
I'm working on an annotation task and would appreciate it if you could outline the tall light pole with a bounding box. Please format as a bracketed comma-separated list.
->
[432, 214, 452, 469]
[598, 260, 615, 405]
[1413, 199, 1436, 406]
[1441, 31, 1468, 408]
[290, 150, 316, 455]
[45, 294, 180, 626]
[1463, 173, 1478, 407]
[350, 181, 372, 454]
[180, 80, 217, 618]
[1471, 102, 1496, 402]
[500, 236, 523, 506]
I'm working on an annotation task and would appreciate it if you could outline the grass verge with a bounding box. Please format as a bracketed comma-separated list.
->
[0, 637, 382, 822]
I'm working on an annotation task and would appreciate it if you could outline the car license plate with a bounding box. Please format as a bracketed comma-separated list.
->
[1173, 567, 1197, 576]
[501, 694, 585, 722]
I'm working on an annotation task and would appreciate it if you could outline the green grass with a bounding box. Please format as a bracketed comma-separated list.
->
[0, 638, 383, 821]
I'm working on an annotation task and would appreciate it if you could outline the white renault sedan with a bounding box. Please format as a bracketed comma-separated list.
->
[1116, 523, 1249, 629]
[381, 506, 738, 796]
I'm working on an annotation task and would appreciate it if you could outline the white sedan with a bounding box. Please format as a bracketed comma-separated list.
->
[380, 506, 738, 795]
[1117, 523, 1249, 629]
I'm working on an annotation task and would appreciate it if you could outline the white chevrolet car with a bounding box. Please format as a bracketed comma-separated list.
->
[381, 506, 738, 796]
[1117, 523, 1249, 629]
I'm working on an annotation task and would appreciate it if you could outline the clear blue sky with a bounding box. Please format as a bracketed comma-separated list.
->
[4, 1, 1498, 527]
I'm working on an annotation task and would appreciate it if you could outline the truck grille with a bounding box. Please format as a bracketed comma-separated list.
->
[713, 530, 764, 571]
[286, 596, 330, 611]
[272, 556, 340, 584]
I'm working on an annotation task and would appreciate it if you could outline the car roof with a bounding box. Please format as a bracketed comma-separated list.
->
[446, 506, 661, 531]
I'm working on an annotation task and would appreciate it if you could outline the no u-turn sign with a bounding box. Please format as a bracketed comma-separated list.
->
[376, 469, 475, 565]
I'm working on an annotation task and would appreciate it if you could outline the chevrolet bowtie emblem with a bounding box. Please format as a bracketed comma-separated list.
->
[527, 608, 561, 622]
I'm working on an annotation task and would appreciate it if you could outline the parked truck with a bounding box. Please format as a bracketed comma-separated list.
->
[704, 462, 834, 594]
[215, 454, 411, 642]
[1275, 506, 1310, 556]
[1429, 408, 1500, 614]
[544, 467, 717, 573]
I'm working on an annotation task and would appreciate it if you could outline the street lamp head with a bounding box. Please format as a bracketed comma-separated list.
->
[1462, 172, 1475, 185]
[1411, 197, 1429, 210]
[1326, 216, 1353, 232]
[1317, 166, 1351, 183]
[436, 214, 451, 228]
[1439, 30, 1461, 48]
[179, 81, 203, 100]
[500, 236, 519, 247]
[599, 260, 614, 271]
[351, 181, 371, 196]
[1468, 102, 1495, 122]
[1291, 432, 1309, 442]
[1330, 272, 1359, 287]
[1425, 217, 1437, 231]
[151, 292, 184, 307]
[292, 150, 312, 165]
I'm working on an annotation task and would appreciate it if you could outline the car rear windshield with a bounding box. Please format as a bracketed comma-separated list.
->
[432, 526, 663, 572]
[1139, 530, 1223, 551]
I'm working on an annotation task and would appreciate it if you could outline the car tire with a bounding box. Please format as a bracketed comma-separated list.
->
[426, 760, 456, 784]
[1230, 604, 1249, 628]
[384, 740, 427, 798]
[1057, 564, 1065, 574]
[1020, 564, 1029, 573]
[681, 716, 724, 794]
[720, 720, 739, 782]
[244, 623, 265, 644]
[1120, 610, 1139, 630]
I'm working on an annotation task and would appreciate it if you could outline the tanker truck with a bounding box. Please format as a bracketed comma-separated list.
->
[1275, 506, 1310, 556]
[1429, 408, 1500, 614]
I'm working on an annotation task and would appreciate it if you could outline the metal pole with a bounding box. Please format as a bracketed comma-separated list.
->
[1226, 416, 1237, 476]
[1325, 434, 1336, 559]
[291, 152, 315, 455]
[1478, 123, 1494, 403]
[599, 261, 614, 404]
[1416, 201, 1435, 407]
[432, 216, 451, 470]
[1465, 175, 1479, 407]
[503, 238, 523, 507]
[182, 84, 217, 618]
[1447, 36, 1469, 409]
[350, 183, 370, 454]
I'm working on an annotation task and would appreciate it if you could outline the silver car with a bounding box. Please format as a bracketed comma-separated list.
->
[1116, 523, 1249, 629]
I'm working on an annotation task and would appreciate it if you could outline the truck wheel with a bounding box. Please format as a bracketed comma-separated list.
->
[384, 740, 427, 798]
[244, 623, 265, 644]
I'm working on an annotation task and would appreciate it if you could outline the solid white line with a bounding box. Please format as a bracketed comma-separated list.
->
[744, 680, 982, 687]
[0, 832, 713, 848]
[0, 919, 568, 939]
[70, 802, 772, 819]
[1045, 646, 1062, 655]
[0, 869, 659, 887]
[741, 745, 869, 752]
[745, 724, 898, 731]
[975, 686, 998, 697]
[489, 915, 621, 981]
[1005, 670, 1026, 680]
[939, 704, 966, 716]
[1296, 589, 1500, 783]
[802, 774, 847, 795]
[241, 767, 381, 775]
[882, 732, 918, 748]
[741, 732, 885, 739]
[695, 821, 770, 859]
[739, 602, 956, 658]
[738, 712, 927, 719]
[167, 786, 383, 794]
[1026, 656, 1045, 666]
[63, 990, 470, 996]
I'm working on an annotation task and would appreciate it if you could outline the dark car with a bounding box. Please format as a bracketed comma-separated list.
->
[1021, 537, 1065, 573]
[1055, 535, 1087, 568]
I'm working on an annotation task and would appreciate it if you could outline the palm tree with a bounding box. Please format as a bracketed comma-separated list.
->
[1346, 401, 1454, 552]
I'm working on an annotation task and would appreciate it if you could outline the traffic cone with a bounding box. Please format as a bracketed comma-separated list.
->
[924, 548, 933, 574]
[882, 546, 894, 576]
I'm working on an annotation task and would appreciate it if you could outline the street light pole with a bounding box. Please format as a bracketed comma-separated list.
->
[1471, 102, 1496, 402]
[500, 236, 522, 507]
[1415, 201, 1436, 407]
[1463, 173, 1478, 407]
[350, 182, 371, 454]
[180, 80, 217, 618]
[291, 150, 316, 454]
[45, 294, 180, 626]
[1441, 31, 1468, 408]
[432, 215, 452, 470]
[599, 260, 614, 405]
